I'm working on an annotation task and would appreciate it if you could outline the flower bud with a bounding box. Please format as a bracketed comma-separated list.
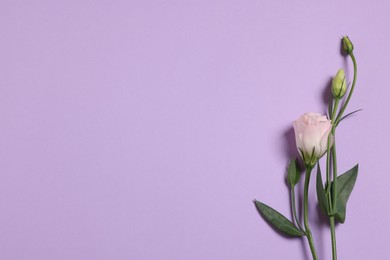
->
[287, 158, 301, 188]
[342, 36, 354, 54]
[332, 69, 347, 98]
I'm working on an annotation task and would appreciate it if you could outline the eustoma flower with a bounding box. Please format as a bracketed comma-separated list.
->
[254, 36, 359, 260]
[293, 113, 333, 167]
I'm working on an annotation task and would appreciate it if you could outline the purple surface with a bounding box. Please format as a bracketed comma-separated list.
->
[0, 1, 389, 259]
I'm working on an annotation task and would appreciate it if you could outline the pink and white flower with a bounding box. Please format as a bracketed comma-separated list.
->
[293, 113, 334, 165]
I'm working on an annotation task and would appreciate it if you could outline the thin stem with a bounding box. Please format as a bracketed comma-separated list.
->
[331, 98, 340, 122]
[303, 167, 318, 260]
[325, 135, 333, 211]
[330, 216, 338, 260]
[327, 51, 357, 260]
[326, 89, 341, 259]
[335, 53, 358, 125]
[329, 132, 338, 260]
[331, 136, 338, 211]
[328, 97, 334, 119]
[291, 188, 306, 234]
[325, 140, 332, 192]
[325, 97, 339, 207]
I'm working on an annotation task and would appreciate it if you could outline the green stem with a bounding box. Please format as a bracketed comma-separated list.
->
[330, 216, 338, 260]
[326, 97, 340, 196]
[331, 137, 338, 211]
[303, 167, 318, 260]
[326, 87, 342, 260]
[327, 51, 357, 260]
[335, 53, 358, 125]
[291, 188, 306, 234]
[331, 98, 340, 122]
[330, 132, 338, 260]
[325, 136, 333, 212]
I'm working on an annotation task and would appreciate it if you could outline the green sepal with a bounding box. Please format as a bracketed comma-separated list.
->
[254, 200, 303, 237]
[332, 164, 359, 223]
[287, 158, 301, 189]
[316, 164, 329, 215]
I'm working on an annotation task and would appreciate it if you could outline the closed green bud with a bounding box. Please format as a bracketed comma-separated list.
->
[287, 158, 300, 188]
[332, 69, 347, 98]
[342, 36, 354, 54]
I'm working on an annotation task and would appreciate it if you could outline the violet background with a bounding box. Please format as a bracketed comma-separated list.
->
[1, 1, 389, 259]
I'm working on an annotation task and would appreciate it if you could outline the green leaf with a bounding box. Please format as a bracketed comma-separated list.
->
[316, 164, 329, 215]
[333, 164, 359, 223]
[337, 109, 363, 125]
[254, 200, 303, 237]
[287, 158, 301, 188]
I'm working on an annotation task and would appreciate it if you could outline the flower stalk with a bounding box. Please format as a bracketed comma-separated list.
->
[303, 166, 318, 260]
[326, 35, 358, 260]
[254, 35, 360, 260]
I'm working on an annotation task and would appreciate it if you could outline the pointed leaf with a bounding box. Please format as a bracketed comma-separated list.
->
[316, 164, 329, 215]
[337, 109, 363, 125]
[254, 200, 303, 237]
[333, 164, 358, 223]
[287, 158, 301, 188]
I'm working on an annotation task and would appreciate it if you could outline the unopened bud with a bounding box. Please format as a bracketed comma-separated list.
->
[342, 36, 354, 54]
[332, 69, 347, 98]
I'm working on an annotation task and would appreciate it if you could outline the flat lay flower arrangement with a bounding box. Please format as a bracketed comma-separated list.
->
[254, 36, 359, 260]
